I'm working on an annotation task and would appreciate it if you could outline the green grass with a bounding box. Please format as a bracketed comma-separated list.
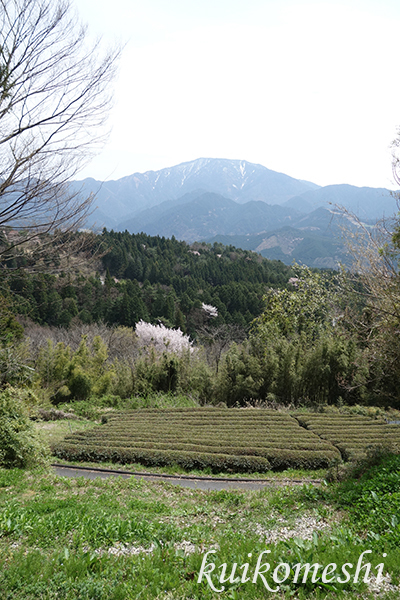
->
[34, 419, 96, 445]
[1, 460, 400, 599]
[18, 407, 400, 597]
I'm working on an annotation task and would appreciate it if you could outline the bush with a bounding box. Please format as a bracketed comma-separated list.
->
[58, 400, 102, 421]
[52, 443, 271, 473]
[68, 367, 92, 400]
[295, 413, 400, 461]
[0, 387, 49, 468]
[0, 299, 32, 387]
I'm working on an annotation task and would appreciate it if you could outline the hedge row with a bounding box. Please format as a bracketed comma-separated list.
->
[301, 431, 400, 442]
[53, 443, 272, 473]
[105, 414, 301, 428]
[295, 414, 400, 461]
[53, 442, 339, 471]
[103, 420, 304, 431]
[105, 407, 287, 416]
[72, 431, 320, 446]
[304, 426, 391, 434]
[295, 415, 381, 426]
[109, 420, 300, 429]
[101, 417, 281, 426]
[101, 427, 308, 437]
[98, 433, 313, 445]
[58, 437, 337, 457]
[335, 444, 399, 461]
[62, 435, 333, 453]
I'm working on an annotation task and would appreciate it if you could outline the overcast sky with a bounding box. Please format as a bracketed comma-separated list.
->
[73, 0, 400, 189]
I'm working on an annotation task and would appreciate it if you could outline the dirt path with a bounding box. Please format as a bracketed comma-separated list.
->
[52, 463, 322, 491]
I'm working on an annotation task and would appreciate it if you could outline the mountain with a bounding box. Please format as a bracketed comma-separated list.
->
[206, 206, 357, 268]
[208, 225, 348, 269]
[118, 191, 302, 242]
[70, 157, 398, 267]
[283, 184, 397, 219]
[117, 189, 363, 266]
[74, 158, 320, 229]
[74, 159, 398, 231]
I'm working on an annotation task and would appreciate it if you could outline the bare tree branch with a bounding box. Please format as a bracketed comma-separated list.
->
[0, 0, 120, 264]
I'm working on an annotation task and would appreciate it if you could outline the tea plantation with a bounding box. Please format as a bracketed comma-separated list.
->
[53, 408, 342, 472]
[52, 408, 400, 473]
[296, 413, 400, 461]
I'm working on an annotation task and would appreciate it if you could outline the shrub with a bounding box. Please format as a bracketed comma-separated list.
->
[53, 443, 271, 473]
[0, 387, 49, 468]
[0, 300, 32, 387]
[68, 367, 92, 400]
[294, 413, 400, 461]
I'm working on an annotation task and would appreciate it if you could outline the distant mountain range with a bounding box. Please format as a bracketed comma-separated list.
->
[73, 158, 398, 268]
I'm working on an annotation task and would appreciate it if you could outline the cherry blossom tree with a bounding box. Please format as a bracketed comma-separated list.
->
[135, 320, 194, 354]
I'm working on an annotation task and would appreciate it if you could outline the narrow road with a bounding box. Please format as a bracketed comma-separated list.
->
[52, 463, 321, 491]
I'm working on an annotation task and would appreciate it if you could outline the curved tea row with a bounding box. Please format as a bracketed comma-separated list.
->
[53, 408, 340, 473]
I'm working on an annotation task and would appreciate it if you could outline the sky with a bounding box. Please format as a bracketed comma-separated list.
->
[73, 0, 400, 189]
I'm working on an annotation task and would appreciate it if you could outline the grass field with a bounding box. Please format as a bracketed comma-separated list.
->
[3, 408, 400, 598]
[35, 419, 95, 445]
[2, 455, 400, 599]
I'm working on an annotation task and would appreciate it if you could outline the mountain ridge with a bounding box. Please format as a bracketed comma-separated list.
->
[75, 157, 321, 229]
[71, 157, 398, 267]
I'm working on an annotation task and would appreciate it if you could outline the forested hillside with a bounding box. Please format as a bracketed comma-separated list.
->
[2, 194, 400, 417]
[2, 230, 291, 335]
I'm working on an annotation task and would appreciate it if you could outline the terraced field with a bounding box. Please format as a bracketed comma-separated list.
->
[296, 413, 400, 461]
[53, 408, 340, 473]
[53, 408, 400, 473]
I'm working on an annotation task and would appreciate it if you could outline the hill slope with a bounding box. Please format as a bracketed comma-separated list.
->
[119, 191, 302, 241]
[284, 184, 396, 219]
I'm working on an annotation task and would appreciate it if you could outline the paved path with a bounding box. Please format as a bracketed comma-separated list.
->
[52, 463, 321, 491]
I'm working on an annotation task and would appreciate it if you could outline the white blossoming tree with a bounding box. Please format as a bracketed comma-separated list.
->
[135, 320, 193, 354]
[201, 303, 218, 318]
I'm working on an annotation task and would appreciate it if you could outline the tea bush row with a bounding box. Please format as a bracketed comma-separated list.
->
[100, 428, 313, 442]
[53, 443, 272, 473]
[53, 441, 339, 471]
[296, 414, 400, 460]
[57, 436, 337, 457]
[66, 425, 332, 446]
[53, 407, 341, 472]
[63, 433, 333, 452]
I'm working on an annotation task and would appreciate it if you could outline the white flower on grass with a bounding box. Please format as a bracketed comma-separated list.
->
[201, 303, 218, 318]
[135, 320, 193, 353]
